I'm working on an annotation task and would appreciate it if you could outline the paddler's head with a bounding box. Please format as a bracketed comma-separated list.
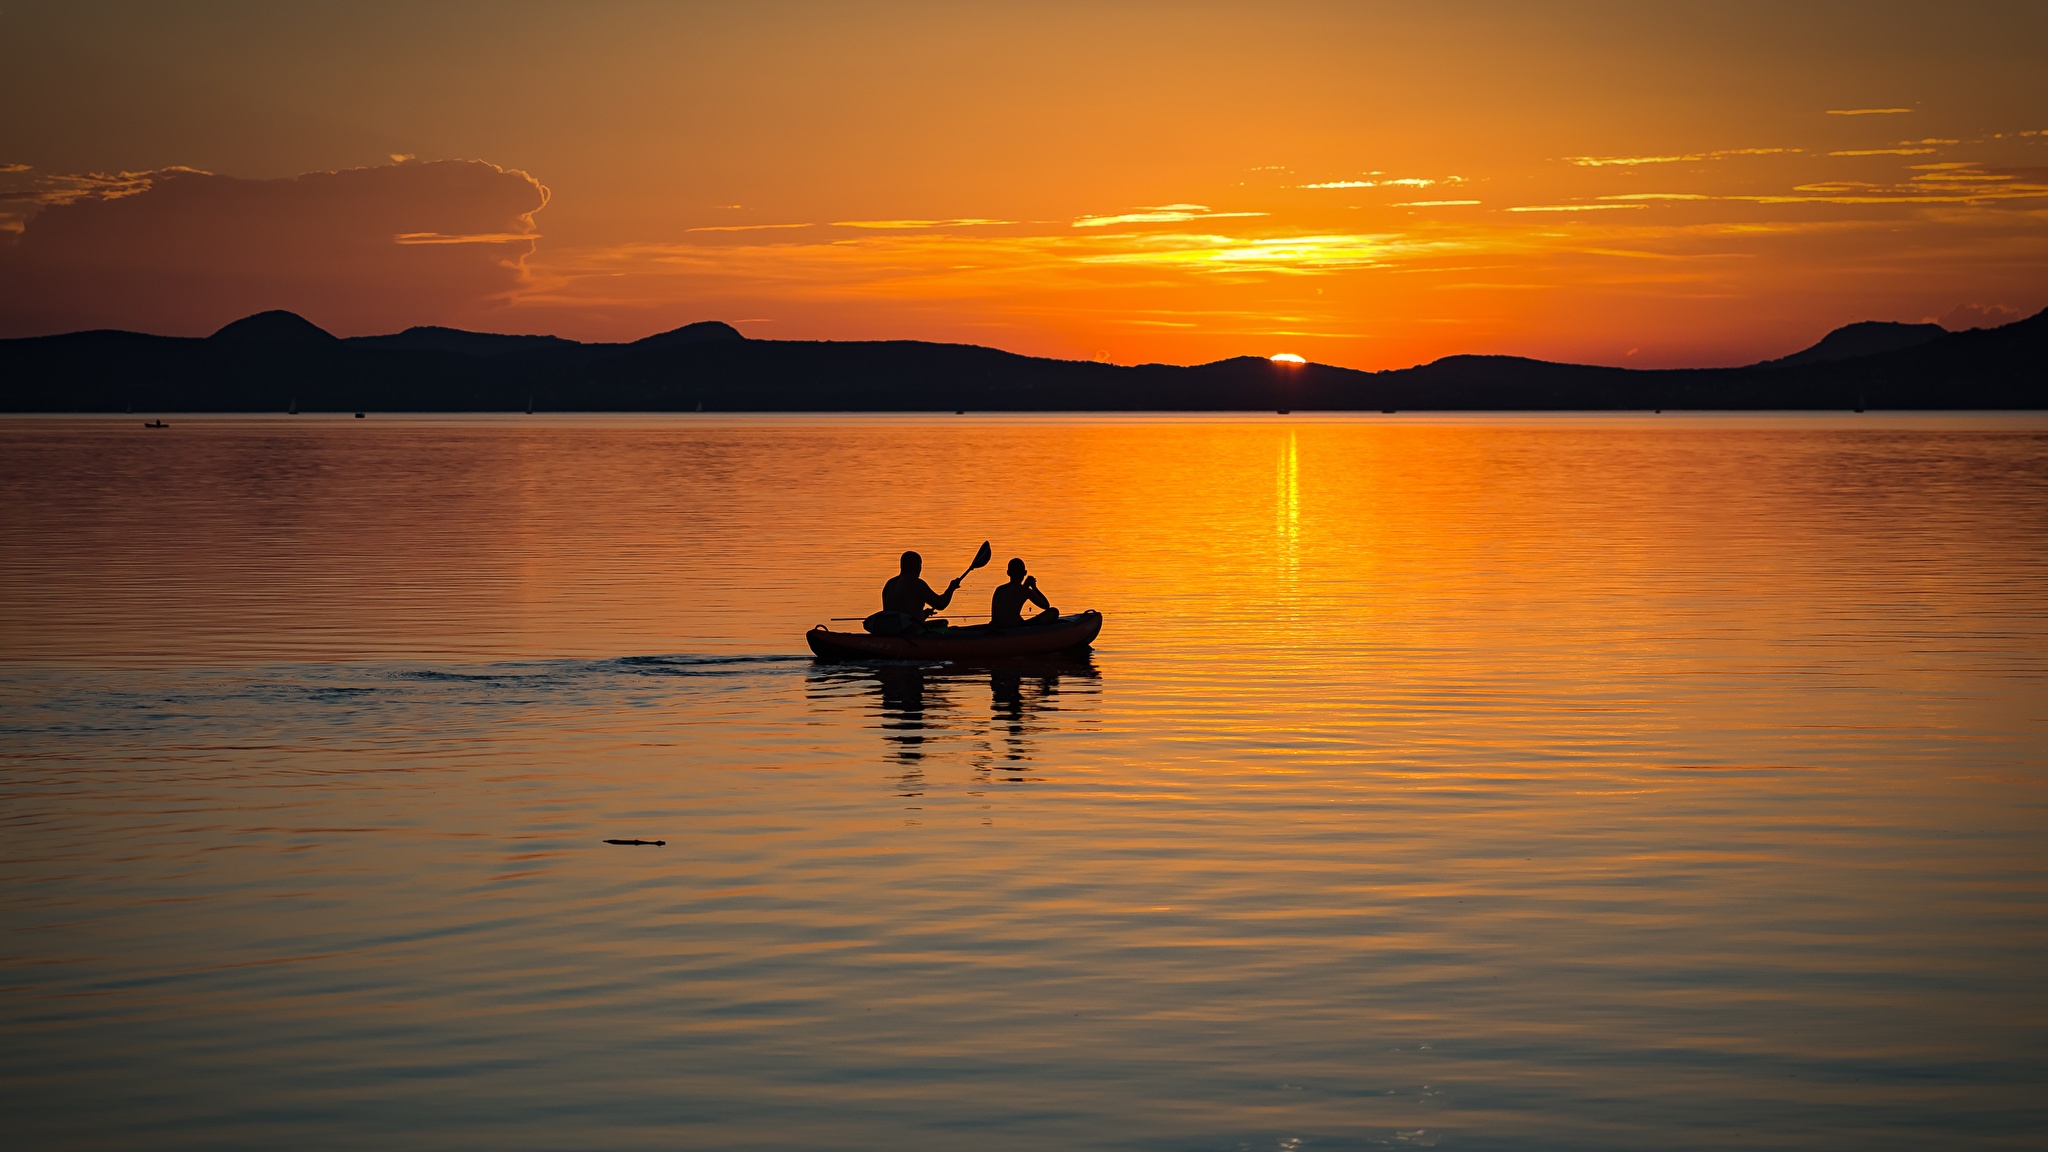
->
[1007, 557, 1027, 581]
[900, 550, 922, 577]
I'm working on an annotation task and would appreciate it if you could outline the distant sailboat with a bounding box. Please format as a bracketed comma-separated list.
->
[526, 395, 534, 414]
[287, 397, 299, 415]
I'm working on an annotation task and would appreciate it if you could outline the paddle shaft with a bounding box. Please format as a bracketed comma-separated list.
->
[830, 613, 990, 621]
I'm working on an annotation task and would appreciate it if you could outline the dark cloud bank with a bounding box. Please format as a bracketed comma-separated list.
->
[0, 160, 547, 337]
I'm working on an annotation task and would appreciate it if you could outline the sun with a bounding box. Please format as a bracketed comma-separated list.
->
[1270, 353, 1306, 364]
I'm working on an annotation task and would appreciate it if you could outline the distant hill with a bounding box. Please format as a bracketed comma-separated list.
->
[1760, 320, 1947, 367]
[210, 309, 340, 344]
[631, 320, 745, 349]
[346, 326, 581, 357]
[2, 309, 2042, 412]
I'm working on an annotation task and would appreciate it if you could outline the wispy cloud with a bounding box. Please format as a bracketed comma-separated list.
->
[831, 218, 1013, 229]
[1075, 231, 1458, 273]
[394, 231, 539, 245]
[1298, 177, 1447, 189]
[1072, 204, 1267, 228]
[1397, 200, 1481, 207]
[1567, 147, 1799, 167]
[1829, 148, 1936, 156]
[1569, 154, 1704, 167]
[685, 222, 814, 232]
[1827, 108, 1912, 115]
[0, 163, 29, 175]
[0, 166, 210, 207]
[1590, 164, 2048, 207]
[1507, 204, 1645, 212]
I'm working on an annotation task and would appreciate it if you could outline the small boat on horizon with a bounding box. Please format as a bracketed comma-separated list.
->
[807, 610, 1103, 661]
[143, 420, 168, 428]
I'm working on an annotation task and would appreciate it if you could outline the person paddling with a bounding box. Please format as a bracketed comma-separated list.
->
[989, 557, 1058, 628]
[868, 550, 963, 635]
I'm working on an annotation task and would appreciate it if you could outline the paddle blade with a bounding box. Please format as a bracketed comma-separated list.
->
[970, 540, 992, 570]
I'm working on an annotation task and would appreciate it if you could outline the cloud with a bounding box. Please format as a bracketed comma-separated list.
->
[1564, 163, 2048, 209]
[1, 167, 191, 207]
[1507, 204, 1645, 212]
[1071, 205, 1268, 227]
[1569, 154, 1706, 166]
[831, 219, 1014, 229]
[1298, 176, 1456, 189]
[1397, 200, 1481, 207]
[394, 231, 542, 244]
[1937, 302, 2023, 329]
[0, 160, 549, 336]
[1073, 231, 1459, 273]
[684, 222, 814, 232]
[1567, 148, 1800, 167]
[1829, 148, 1936, 156]
[1827, 108, 1912, 115]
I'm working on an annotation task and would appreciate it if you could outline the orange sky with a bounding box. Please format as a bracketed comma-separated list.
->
[2, 1, 2045, 368]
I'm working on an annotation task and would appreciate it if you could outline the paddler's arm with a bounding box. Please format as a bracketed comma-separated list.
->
[923, 578, 963, 611]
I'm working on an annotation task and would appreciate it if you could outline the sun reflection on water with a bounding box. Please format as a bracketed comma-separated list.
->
[1277, 428, 1301, 601]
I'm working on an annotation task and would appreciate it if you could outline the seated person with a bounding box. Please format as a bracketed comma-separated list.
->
[867, 550, 961, 634]
[989, 557, 1058, 628]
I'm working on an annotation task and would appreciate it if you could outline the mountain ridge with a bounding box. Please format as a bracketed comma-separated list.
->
[2, 309, 2042, 412]
[1761, 320, 1949, 368]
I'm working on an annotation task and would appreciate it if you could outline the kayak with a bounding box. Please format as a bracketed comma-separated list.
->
[807, 610, 1103, 661]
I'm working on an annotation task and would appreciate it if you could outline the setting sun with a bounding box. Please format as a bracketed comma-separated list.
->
[1270, 353, 1306, 364]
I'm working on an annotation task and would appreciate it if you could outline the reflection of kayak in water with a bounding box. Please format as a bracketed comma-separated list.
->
[807, 610, 1103, 661]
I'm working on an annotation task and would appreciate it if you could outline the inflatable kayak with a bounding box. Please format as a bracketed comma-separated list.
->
[807, 610, 1103, 661]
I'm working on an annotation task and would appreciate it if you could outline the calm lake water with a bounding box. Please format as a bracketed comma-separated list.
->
[3, 414, 2045, 1150]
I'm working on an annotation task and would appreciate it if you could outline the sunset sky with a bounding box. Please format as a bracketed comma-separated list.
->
[2, 0, 2044, 368]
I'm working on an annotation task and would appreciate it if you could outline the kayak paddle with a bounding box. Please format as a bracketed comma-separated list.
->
[955, 540, 992, 586]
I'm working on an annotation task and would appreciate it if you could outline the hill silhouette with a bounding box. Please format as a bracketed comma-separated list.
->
[631, 320, 746, 349]
[209, 309, 340, 344]
[347, 326, 579, 357]
[1764, 320, 1947, 367]
[2, 309, 2042, 412]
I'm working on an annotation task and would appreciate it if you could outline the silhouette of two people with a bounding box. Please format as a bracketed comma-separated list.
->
[866, 550, 1057, 636]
